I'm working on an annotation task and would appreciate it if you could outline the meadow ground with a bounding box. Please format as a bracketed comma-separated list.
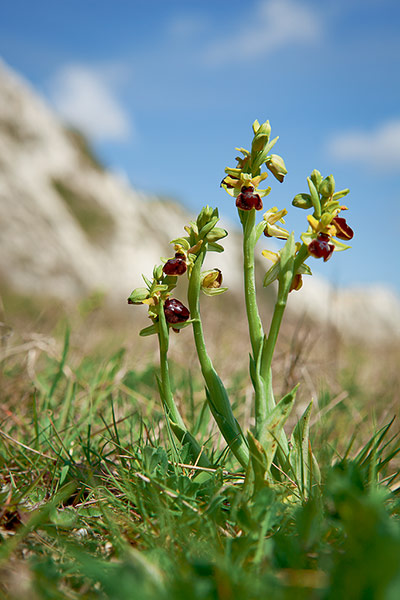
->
[1, 297, 400, 599]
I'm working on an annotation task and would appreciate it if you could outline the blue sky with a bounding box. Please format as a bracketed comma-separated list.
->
[1, 0, 400, 293]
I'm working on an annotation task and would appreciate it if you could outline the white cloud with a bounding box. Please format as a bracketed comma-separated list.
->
[203, 0, 321, 65]
[328, 120, 400, 171]
[48, 64, 132, 142]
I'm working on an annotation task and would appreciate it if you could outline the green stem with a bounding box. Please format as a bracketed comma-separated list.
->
[188, 246, 249, 468]
[261, 243, 309, 381]
[260, 289, 288, 381]
[241, 209, 269, 435]
[158, 302, 211, 467]
[242, 210, 264, 357]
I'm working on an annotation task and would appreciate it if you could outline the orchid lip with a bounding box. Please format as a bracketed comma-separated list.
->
[236, 186, 263, 211]
[164, 298, 190, 324]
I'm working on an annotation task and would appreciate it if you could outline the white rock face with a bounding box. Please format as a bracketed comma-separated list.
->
[0, 59, 242, 301]
[0, 59, 399, 341]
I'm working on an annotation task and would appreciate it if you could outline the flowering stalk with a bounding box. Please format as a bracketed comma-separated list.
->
[188, 244, 249, 468]
[157, 298, 211, 467]
[241, 209, 271, 438]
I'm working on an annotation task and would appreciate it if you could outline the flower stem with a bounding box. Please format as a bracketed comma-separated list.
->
[158, 302, 211, 467]
[188, 246, 249, 468]
[241, 209, 269, 435]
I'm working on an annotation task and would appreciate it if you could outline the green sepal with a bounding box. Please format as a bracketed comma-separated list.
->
[201, 286, 228, 297]
[139, 322, 159, 337]
[170, 237, 191, 250]
[307, 177, 321, 218]
[207, 242, 225, 253]
[128, 287, 149, 304]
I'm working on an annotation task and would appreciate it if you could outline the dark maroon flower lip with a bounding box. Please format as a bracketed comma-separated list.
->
[332, 216, 354, 241]
[308, 233, 335, 262]
[236, 186, 263, 211]
[164, 298, 190, 324]
[163, 254, 187, 276]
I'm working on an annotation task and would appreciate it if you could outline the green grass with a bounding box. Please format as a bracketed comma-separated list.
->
[1, 325, 400, 599]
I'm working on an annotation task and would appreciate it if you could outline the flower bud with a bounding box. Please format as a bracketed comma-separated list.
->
[206, 227, 228, 243]
[236, 186, 263, 211]
[127, 287, 149, 305]
[331, 216, 354, 241]
[308, 233, 335, 262]
[319, 175, 335, 198]
[310, 169, 322, 190]
[162, 253, 187, 276]
[201, 269, 223, 291]
[252, 131, 270, 152]
[265, 154, 287, 183]
[164, 298, 190, 324]
[292, 193, 313, 210]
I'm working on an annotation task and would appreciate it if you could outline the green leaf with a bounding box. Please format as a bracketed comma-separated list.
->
[247, 431, 269, 493]
[289, 401, 313, 491]
[263, 260, 280, 287]
[255, 219, 267, 241]
[258, 384, 298, 470]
